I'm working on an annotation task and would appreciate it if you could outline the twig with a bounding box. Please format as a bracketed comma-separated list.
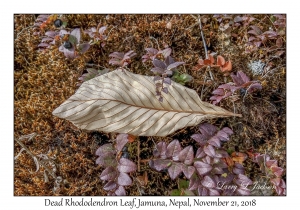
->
[15, 26, 34, 40]
[14, 134, 57, 179]
[197, 15, 208, 59]
[137, 139, 141, 172]
[149, 36, 160, 50]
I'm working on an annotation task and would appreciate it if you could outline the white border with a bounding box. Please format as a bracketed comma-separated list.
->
[3, 0, 296, 209]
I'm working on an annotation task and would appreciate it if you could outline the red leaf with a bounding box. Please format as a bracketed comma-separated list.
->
[203, 59, 212, 65]
[220, 61, 232, 72]
[217, 55, 225, 66]
[231, 152, 247, 164]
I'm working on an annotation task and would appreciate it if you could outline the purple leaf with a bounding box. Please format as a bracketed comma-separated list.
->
[95, 144, 115, 157]
[100, 166, 118, 181]
[117, 172, 132, 186]
[153, 59, 166, 69]
[195, 147, 206, 158]
[168, 162, 183, 180]
[124, 50, 137, 60]
[212, 88, 225, 96]
[179, 146, 194, 165]
[154, 76, 161, 81]
[191, 134, 206, 145]
[182, 165, 195, 179]
[38, 43, 49, 47]
[164, 56, 175, 66]
[149, 159, 172, 171]
[189, 174, 201, 190]
[109, 52, 124, 59]
[63, 48, 77, 59]
[70, 28, 81, 44]
[234, 174, 253, 186]
[103, 181, 117, 191]
[236, 187, 251, 196]
[99, 26, 107, 35]
[45, 31, 58, 38]
[151, 67, 165, 74]
[203, 145, 216, 157]
[197, 186, 209, 196]
[159, 48, 172, 58]
[208, 136, 221, 148]
[162, 87, 169, 94]
[201, 176, 216, 188]
[109, 59, 121, 66]
[78, 43, 90, 54]
[214, 150, 229, 158]
[167, 62, 185, 71]
[234, 16, 243, 23]
[231, 71, 250, 86]
[212, 166, 224, 174]
[199, 123, 218, 138]
[194, 161, 212, 175]
[202, 155, 212, 164]
[115, 133, 128, 152]
[115, 186, 126, 196]
[222, 127, 233, 135]
[41, 37, 54, 42]
[153, 142, 167, 159]
[166, 140, 182, 161]
[271, 166, 283, 177]
[248, 82, 262, 92]
[250, 25, 262, 35]
[96, 155, 117, 167]
[117, 158, 137, 173]
[266, 160, 278, 168]
[145, 48, 159, 56]
[233, 163, 245, 175]
[215, 130, 230, 142]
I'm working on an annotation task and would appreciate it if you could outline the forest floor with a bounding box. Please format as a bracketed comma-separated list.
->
[14, 14, 286, 196]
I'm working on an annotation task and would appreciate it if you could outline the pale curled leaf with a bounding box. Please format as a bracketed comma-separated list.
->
[53, 69, 241, 137]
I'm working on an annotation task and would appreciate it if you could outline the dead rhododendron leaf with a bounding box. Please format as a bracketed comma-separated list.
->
[53, 69, 241, 136]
